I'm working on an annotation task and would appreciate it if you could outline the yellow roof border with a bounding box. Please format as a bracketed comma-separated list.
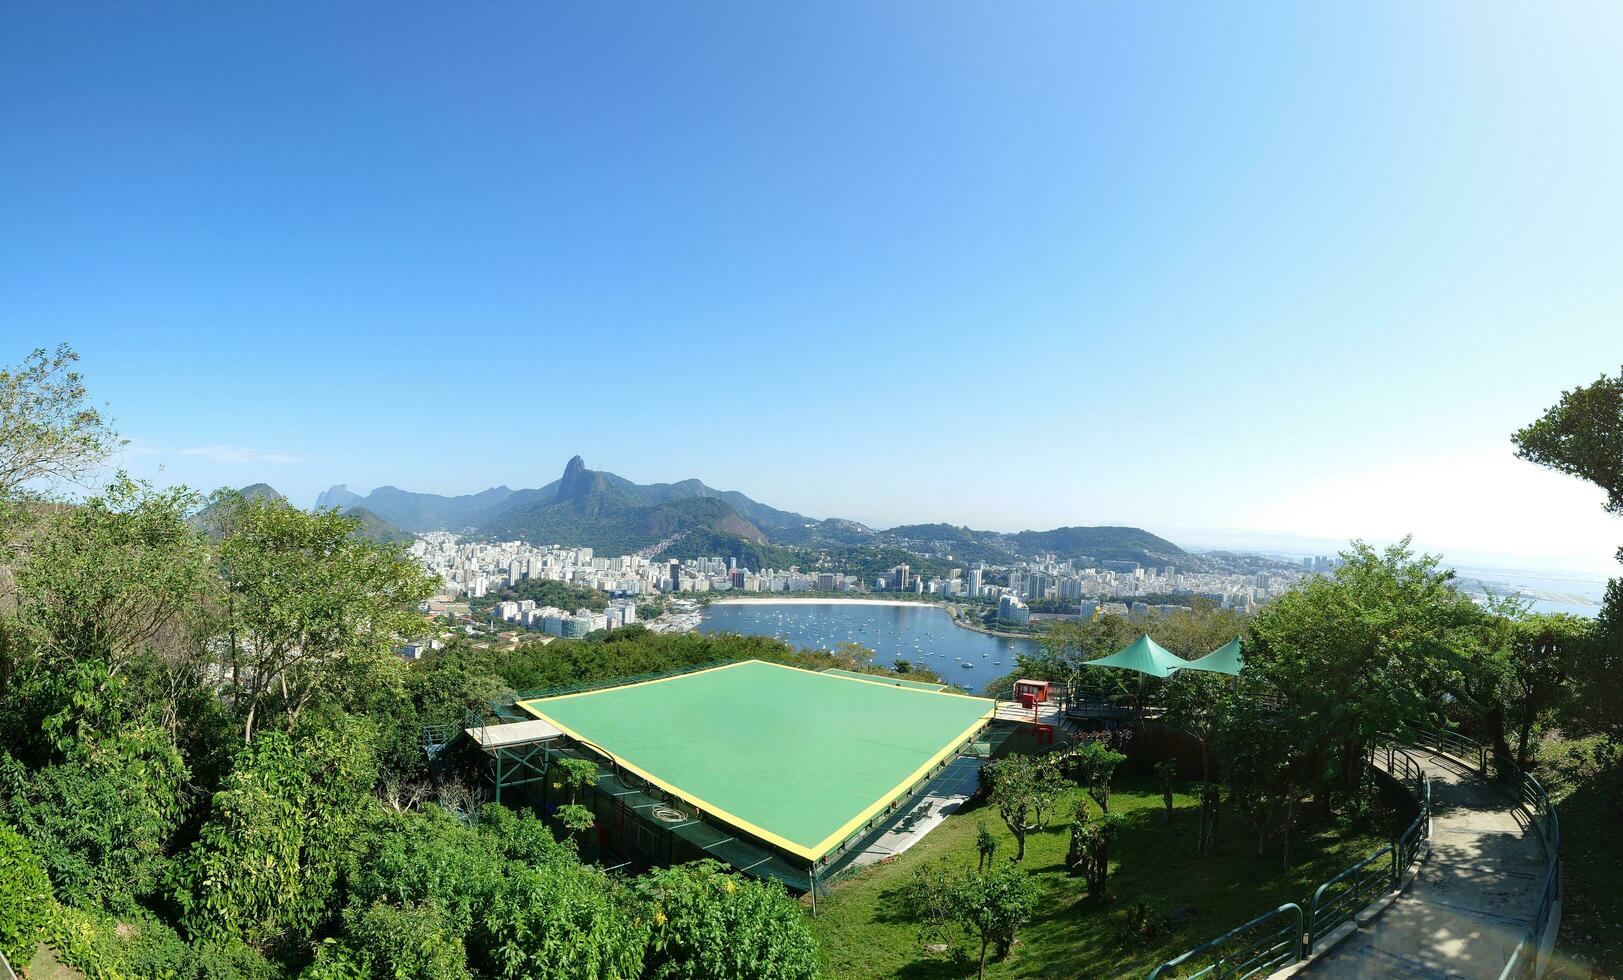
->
[515, 659, 995, 862]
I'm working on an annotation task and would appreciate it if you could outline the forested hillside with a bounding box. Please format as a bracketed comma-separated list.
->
[0, 348, 829, 979]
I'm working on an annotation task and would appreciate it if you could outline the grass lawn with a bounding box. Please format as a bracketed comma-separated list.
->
[809, 775, 1401, 980]
[1531, 733, 1623, 979]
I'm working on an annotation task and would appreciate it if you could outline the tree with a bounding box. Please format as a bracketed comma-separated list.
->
[1513, 367, 1623, 516]
[1244, 539, 1492, 808]
[982, 754, 1069, 861]
[1513, 371, 1623, 747]
[1074, 811, 1125, 901]
[1502, 614, 1590, 768]
[172, 719, 379, 950]
[638, 859, 819, 980]
[479, 861, 648, 980]
[1155, 760, 1178, 823]
[556, 804, 595, 851]
[1070, 738, 1127, 814]
[1026, 614, 1139, 681]
[0, 344, 122, 502]
[903, 859, 961, 945]
[4, 476, 213, 758]
[552, 757, 598, 805]
[1220, 698, 1312, 868]
[953, 864, 1039, 979]
[974, 820, 998, 871]
[1160, 668, 1235, 782]
[213, 495, 436, 742]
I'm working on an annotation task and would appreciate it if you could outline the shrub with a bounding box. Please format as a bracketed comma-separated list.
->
[639, 859, 819, 980]
[0, 821, 51, 963]
[478, 861, 647, 979]
[47, 903, 274, 980]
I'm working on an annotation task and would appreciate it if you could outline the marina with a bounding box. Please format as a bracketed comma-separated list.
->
[696, 600, 1039, 693]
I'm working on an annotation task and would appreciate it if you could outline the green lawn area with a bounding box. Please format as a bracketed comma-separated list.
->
[809, 775, 1401, 980]
[1530, 733, 1623, 979]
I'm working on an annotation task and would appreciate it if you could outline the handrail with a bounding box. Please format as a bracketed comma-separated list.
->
[1149, 734, 1433, 978]
[1403, 723, 1486, 776]
[1308, 845, 1395, 947]
[1493, 750, 1561, 980]
[1147, 903, 1304, 979]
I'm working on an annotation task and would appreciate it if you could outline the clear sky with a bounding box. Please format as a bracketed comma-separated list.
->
[2, 2, 1619, 576]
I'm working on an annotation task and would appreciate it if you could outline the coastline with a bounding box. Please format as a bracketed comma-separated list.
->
[706, 597, 934, 609]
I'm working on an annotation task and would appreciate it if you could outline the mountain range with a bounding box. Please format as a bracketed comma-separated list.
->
[295, 456, 1192, 569]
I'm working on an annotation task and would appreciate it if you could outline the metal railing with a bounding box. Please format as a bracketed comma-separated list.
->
[1308, 845, 1395, 947]
[1147, 903, 1304, 979]
[1148, 733, 1436, 978]
[1385, 744, 1433, 879]
[1493, 751, 1561, 980]
[1404, 724, 1487, 776]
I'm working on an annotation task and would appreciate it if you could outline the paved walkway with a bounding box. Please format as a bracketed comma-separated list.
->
[1292, 747, 1550, 979]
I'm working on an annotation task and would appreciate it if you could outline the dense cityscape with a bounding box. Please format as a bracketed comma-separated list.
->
[411, 530, 1334, 635]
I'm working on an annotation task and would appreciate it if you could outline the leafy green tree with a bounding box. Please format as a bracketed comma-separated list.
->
[638, 859, 818, 980]
[0, 343, 122, 502]
[172, 719, 379, 950]
[1502, 613, 1590, 768]
[552, 757, 598, 805]
[212, 494, 436, 741]
[1160, 668, 1236, 782]
[1219, 697, 1312, 868]
[953, 864, 1039, 979]
[1074, 811, 1126, 901]
[0, 821, 51, 964]
[1070, 739, 1127, 813]
[1513, 367, 1623, 516]
[556, 803, 596, 851]
[974, 820, 998, 871]
[4, 476, 212, 757]
[902, 859, 961, 945]
[1244, 539, 1491, 805]
[1155, 760, 1178, 823]
[1513, 371, 1623, 747]
[478, 861, 648, 980]
[982, 754, 1069, 862]
[1026, 614, 1139, 681]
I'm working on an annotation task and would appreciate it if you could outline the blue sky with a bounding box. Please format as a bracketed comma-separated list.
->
[2, 2, 1620, 575]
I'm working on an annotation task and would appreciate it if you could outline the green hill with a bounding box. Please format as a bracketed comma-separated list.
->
[474, 457, 768, 554]
[341, 506, 412, 546]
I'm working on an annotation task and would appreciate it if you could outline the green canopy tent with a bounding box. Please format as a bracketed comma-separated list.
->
[1181, 637, 1245, 677]
[1085, 634, 1187, 678]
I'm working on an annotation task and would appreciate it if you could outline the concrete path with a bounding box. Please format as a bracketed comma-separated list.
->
[1290, 748, 1549, 979]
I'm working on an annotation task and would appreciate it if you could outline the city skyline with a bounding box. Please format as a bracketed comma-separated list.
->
[4, 3, 1621, 576]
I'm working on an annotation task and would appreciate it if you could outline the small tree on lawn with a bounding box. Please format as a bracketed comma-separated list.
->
[901, 859, 961, 947]
[954, 864, 1039, 979]
[1072, 738, 1127, 814]
[1193, 781, 1221, 855]
[1064, 800, 1089, 875]
[1155, 761, 1177, 823]
[1076, 811, 1126, 902]
[982, 754, 1069, 862]
[974, 820, 998, 871]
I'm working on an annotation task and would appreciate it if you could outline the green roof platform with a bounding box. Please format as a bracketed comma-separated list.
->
[517, 660, 995, 862]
